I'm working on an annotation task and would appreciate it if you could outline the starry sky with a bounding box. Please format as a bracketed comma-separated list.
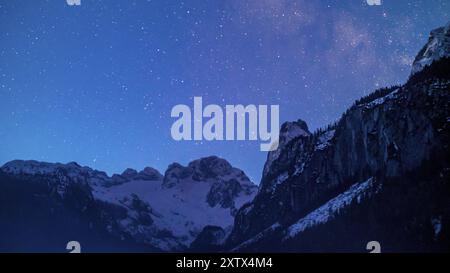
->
[0, 0, 448, 183]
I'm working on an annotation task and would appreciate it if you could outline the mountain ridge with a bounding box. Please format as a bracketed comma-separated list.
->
[0, 156, 257, 251]
[224, 22, 450, 252]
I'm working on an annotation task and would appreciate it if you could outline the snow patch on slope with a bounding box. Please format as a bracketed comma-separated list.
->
[92, 178, 243, 249]
[364, 88, 400, 109]
[284, 177, 378, 240]
[315, 130, 336, 151]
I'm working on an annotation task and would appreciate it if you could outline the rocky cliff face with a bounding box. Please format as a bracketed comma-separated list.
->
[0, 156, 257, 252]
[412, 22, 450, 75]
[226, 23, 450, 252]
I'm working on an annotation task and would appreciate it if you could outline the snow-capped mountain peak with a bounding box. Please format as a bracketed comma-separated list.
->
[263, 119, 311, 176]
[411, 21, 450, 75]
[139, 167, 163, 180]
[2, 159, 84, 175]
[279, 119, 310, 144]
[92, 156, 257, 250]
[1, 160, 109, 184]
[1, 156, 257, 251]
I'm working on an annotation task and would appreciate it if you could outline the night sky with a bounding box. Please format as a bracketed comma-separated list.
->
[0, 0, 448, 183]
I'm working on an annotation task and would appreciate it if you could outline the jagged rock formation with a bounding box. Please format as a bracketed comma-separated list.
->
[0, 156, 257, 252]
[190, 225, 227, 252]
[412, 22, 450, 75]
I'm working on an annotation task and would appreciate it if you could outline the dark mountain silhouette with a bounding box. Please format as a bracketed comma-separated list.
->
[225, 23, 450, 252]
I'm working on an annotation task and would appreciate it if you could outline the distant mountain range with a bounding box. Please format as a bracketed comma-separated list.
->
[1, 22, 449, 252]
[0, 157, 257, 251]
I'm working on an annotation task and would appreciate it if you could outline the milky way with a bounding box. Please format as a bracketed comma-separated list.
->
[0, 0, 448, 182]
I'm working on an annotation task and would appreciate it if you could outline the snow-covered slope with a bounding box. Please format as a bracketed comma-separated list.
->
[284, 178, 378, 240]
[411, 21, 450, 75]
[231, 178, 379, 251]
[1, 156, 257, 251]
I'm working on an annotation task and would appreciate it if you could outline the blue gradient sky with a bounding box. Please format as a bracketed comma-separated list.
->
[0, 0, 448, 183]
